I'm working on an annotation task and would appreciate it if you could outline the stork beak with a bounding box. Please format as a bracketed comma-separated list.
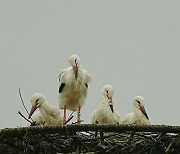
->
[109, 104, 114, 113]
[139, 105, 149, 120]
[106, 94, 112, 101]
[73, 66, 78, 80]
[109, 101, 114, 113]
[28, 104, 38, 119]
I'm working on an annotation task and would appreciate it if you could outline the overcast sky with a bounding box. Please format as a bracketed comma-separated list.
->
[0, 1, 180, 128]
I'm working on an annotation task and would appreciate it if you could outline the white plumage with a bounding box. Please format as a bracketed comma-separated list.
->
[58, 54, 92, 124]
[91, 84, 120, 124]
[28, 93, 63, 126]
[122, 96, 150, 125]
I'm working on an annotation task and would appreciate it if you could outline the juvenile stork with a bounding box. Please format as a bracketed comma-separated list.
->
[28, 93, 63, 125]
[91, 84, 120, 124]
[122, 96, 150, 125]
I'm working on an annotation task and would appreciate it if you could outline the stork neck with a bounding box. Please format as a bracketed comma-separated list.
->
[133, 107, 142, 117]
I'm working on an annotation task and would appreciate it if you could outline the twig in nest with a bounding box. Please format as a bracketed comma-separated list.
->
[18, 88, 35, 123]
[72, 120, 84, 124]
[165, 142, 173, 153]
[69, 111, 75, 119]
[18, 88, 29, 115]
[65, 115, 74, 125]
[75, 134, 90, 149]
[17, 111, 33, 125]
[64, 111, 75, 125]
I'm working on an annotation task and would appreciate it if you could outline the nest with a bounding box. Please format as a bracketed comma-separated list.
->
[0, 124, 180, 154]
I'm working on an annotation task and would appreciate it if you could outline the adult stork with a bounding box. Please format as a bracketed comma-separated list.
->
[28, 93, 63, 125]
[91, 84, 120, 124]
[122, 96, 150, 125]
[59, 54, 92, 124]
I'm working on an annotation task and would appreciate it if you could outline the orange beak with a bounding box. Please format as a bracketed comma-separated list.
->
[139, 105, 149, 120]
[28, 104, 38, 119]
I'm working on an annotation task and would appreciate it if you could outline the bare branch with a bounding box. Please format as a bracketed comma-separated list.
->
[72, 120, 84, 124]
[18, 88, 35, 123]
[65, 116, 74, 125]
[17, 111, 33, 125]
[69, 111, 75, 119]
[64, 111, 75, 125]
[18, 88, 29, 115]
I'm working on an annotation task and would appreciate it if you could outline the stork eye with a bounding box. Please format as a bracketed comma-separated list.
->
[75, 59, 77, 63]
[106, 90, 108, 94]
[35, 99, 39, 103]
[136, 100, 140, 104]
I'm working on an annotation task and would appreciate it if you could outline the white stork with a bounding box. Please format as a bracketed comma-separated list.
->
[91, 84, 120, 124]
[58, 54, 92, 124]
[122, 96, 150, 125]
[28, 93, 63, 125]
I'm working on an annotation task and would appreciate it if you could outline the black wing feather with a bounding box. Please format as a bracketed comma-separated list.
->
[59, 83, 66, 93]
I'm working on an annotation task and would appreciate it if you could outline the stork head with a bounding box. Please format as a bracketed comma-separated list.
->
[102, 84, 114, 113]
[133, 96, 149, 120]
[69, 54, 80, 80]
[28, 93, 46, 119]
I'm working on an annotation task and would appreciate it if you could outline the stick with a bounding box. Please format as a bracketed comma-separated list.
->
[72, 120, 84, 124]
[18, 88, 29, 115]
[68, 111, 75, 119]
[65, 115, 74, 125]
[17, 111, 33, 124]
[18, 88, 35, 123]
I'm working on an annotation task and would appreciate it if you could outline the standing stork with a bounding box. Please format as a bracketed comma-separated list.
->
[91, 84, 120, 124]
[28, 93, 63, 126]
[122, 96, 150, 125]
[59, 54, 92, 124]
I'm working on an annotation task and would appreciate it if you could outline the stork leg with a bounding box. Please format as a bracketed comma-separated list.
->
[63, 105, 66, 124]
[77, 106, 81, 124]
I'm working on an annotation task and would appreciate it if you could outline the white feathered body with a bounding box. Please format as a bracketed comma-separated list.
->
[91, 100, 120, 124]
[59, 67, 92, 111]
[32, 103, 63, 125]
[122, 108, 150, 125]
[31, 110, 44, 125]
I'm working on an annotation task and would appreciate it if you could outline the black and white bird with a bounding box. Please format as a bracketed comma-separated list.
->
[122, 96, 150, 125]
[91, 84, 120, 124]
[28, 93, 63, 125]
[58, 54, 92, 124]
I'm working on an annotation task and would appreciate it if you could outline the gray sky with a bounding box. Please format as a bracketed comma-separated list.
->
[0, 1, 180, 128]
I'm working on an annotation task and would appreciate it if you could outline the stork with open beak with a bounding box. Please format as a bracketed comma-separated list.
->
[28, 93, 63, 126]
[91, 84, 120, 124]
[122, 96, 150, 125]
[58, 54, 92, 124]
